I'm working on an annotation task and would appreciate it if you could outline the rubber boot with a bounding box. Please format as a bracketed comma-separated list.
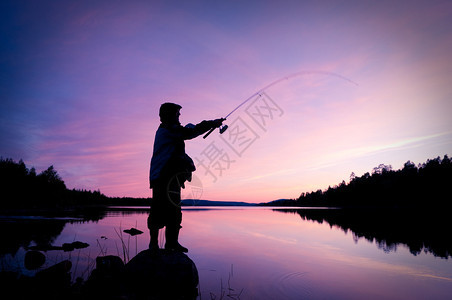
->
[165, 226, 188, 253]
[149, 228, 160, 252]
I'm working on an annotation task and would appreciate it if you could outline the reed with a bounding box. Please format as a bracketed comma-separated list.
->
[206, 264, 243, 300]
[114, 226, 130, 264]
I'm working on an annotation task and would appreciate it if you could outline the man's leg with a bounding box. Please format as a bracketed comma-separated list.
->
[149, 227, 160, 251]
[164, 178, 188, 252]
[148, 210, 160, 251]
[148, 185, 164, 251]
[165, 224, 188, 253]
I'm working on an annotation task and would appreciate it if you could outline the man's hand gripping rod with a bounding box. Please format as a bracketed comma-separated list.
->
[203, 118, 227, 139]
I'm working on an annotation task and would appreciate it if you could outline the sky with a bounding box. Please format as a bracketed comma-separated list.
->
[1, 0, 451, 202]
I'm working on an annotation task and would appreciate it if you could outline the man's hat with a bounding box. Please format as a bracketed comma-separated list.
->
[159, 102, 182, 122]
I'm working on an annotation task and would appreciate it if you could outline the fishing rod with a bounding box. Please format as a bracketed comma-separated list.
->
[203, 70, 358, 139]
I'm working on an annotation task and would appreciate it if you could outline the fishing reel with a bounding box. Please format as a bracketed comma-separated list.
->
[219, 124, 228, 134]
[203, 122, 228, 139]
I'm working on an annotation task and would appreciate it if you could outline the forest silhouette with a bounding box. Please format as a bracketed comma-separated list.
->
[1, 155, 451, 209]
[0, 157, 108, 210]
[264, 154, 452, 208]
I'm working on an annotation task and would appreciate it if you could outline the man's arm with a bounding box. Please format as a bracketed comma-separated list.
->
[182, 119, 224, 140]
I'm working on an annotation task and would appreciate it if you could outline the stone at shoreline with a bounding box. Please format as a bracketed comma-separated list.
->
[83, 255, 126, 299]
[27, 240, 90, 252]
[34, 260, 72, 297]
[36, 259, 72, 279]
[91, 255, 125, 279]
[123, 227, 143, 236]
[24, 250, 45, 270]
[62, 240, 90, 251]
[124, 249, 199, 300]
[83, 250, 199, 299]
[3, 249, 199, 299]
[1, 259, 73, 299]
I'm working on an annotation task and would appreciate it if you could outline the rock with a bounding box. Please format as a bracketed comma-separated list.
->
[124, 249, 199, 299]
[62, 241, 89, 251]
[28, 241, 89, 252]
[123, 227, 143, 236]
[83, 251, 199, 299]
[71, 241, 90, 249]
[35, 260, 72, 280]
[95, 255, 125, 275]
[84, 255, 126, 299]
[24, 250, 46, 270]
[27, 244, 62, 251]
[34, 260, 72, 297]
[1, 261, 72, 299]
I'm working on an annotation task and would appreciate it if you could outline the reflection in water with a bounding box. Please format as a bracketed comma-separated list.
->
[276, 208, 452, 258]
[0, 218, 67, 257]
[1, 207, 452, 299]
[1, 208, 199, 299]
[0, 209, 106, 257]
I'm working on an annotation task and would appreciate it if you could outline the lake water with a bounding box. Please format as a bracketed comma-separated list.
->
[2, 207, 452, 299]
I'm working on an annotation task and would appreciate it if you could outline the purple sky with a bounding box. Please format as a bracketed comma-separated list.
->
[1, 0, 451, 202]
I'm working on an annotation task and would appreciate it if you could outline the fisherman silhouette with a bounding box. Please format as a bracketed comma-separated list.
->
[148, 102, 223, 252]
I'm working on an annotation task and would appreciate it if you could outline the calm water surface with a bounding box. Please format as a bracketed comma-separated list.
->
[3, 207, 452, 299]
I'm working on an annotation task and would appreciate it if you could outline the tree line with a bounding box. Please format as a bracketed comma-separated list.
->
[294, 155, 451, 208]
[2, 155, 450, 209]
[0, 157, 108, 209]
